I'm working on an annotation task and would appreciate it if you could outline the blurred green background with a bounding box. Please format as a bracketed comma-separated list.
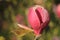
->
[0, 0, 60, 40]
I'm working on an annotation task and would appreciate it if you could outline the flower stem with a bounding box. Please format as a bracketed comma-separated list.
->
[34, 34, 41, 40]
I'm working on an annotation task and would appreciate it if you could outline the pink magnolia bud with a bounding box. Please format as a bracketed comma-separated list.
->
[56, 4, 60, 18]
[16, 14, 25, 24]
[28, 5, 50, 35]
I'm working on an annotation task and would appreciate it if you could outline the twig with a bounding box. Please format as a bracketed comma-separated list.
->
[17, 24, 33, 31]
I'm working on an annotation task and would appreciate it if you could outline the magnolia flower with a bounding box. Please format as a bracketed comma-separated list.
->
[28, 5, 50, 35]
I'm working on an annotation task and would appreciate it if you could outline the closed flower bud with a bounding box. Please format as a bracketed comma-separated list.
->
[16, 14, 25, 24]
[28, 5, 50, 35]
[55, 4, 60, 18]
